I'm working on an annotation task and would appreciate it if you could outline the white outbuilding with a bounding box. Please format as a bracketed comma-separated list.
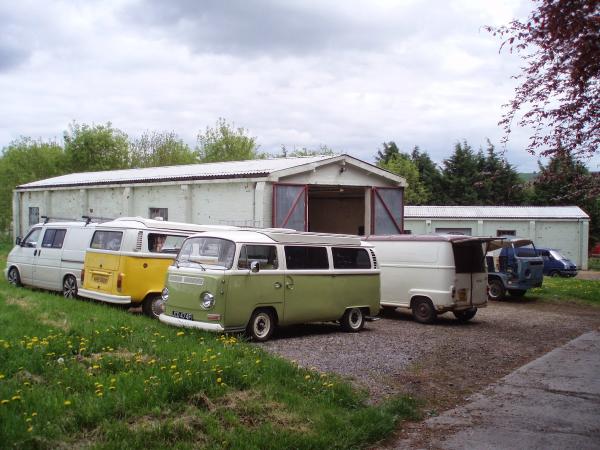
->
[13, 155, 406, 238]
[404, 205, 590, 269]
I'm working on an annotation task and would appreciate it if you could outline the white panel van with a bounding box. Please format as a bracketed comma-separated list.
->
[5, 220, 97, 298]
[365, 235, 495, 323]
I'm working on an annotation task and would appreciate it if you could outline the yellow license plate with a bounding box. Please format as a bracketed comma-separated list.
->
[93, 275, 108, 284]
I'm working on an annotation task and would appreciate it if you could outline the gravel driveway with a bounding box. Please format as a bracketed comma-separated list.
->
[260, 299, 600, 409]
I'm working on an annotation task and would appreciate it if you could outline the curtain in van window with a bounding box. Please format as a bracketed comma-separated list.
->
[372, 187, 403, 235]
[273, 184, 307, 231]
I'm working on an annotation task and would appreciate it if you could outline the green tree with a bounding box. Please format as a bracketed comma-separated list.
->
[64, 122, 130, 172]
[375, 142, 401, 165]
[0, 138, 67, 232]
[410, 146, 445, 204]
[196, 118, 262, 163]
[476, 140, 524, 205]
[278, 144, 336, 158]
[441, 141, 481, 205]
[377, 147, 430, 205]
[130, 131, 197, 168]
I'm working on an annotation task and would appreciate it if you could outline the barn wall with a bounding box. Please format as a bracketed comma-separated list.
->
[404, 217, 589, 269]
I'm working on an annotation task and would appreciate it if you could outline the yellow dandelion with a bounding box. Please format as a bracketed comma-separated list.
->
[304, 375, 310, 380]
[27, 426, 33, 432]
[31, 412, 37, 416]
[0, 374, 5, 379]
[1, 399, 10, 404]
[11, 395, 21, 401]
[64, 400, 71, 406]
[217, 377, 222, 383]
[176, 331, 185, 336]
[255, 359, 261, 364]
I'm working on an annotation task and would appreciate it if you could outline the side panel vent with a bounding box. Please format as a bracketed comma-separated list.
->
[368, 249, 378, 269]
[135, 231, 143, 252]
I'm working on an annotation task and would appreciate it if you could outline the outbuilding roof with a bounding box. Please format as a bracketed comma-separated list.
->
[404, 205, 589, 220]
[17, 154, 405, 189]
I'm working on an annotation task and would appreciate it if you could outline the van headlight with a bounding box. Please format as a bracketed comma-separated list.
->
[161, 287, 169, 302]
[200, 292, 215, 310]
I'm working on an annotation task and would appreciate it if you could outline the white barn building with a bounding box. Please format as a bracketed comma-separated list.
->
[13, 155, 406, 238]
[404, 205, 590, 269]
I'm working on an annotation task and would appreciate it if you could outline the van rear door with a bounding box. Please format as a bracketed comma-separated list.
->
[452, 239, 492, 307]
[85, 230, 123, 293]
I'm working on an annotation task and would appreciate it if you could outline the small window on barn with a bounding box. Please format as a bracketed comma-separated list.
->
[29, 207, 40, 227]
[284, 246, 329, 270]
[332, 247, 371, 269]
[41, 229, 67, 249]
[149, 208, 168, 221]
[496, 229, 516, 237]
[435, 227, 472, 236]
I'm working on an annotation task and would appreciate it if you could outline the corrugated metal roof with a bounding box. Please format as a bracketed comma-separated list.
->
[17, 155, 332, 189]
[404, 205, 589, 219]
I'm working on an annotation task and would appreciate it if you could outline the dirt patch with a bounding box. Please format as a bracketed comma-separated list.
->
[38, 312, 70, 331]
[6, 296, 33, 310]
[576, 270, 600, 280]
[260, 298, 600, 443]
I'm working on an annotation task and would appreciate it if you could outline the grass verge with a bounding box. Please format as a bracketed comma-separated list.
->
[530, 277, 600, 306]
[0, 247, 418, 449]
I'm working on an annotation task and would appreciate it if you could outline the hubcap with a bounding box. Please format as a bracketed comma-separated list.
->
[349, 309, 362, 328]
[151, 298, 165, 317]
[254, 314, 270, 338]
[8, 270, 17, 284]
[63, 277, 77, 298]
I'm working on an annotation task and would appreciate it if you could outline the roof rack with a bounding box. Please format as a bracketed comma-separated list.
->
[41, 215, 81, 224]
[81, 215, 115, 225]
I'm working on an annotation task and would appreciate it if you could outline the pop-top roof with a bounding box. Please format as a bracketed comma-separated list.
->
[404, 205, 589, 220]
[17, 154, 405, 189]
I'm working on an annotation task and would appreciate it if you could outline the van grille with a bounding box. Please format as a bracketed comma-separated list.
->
[135, 231, 143, 251]
[368, 249, 378, 269]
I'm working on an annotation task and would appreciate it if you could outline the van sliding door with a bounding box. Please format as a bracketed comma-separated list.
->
[273, 184, 307, 231]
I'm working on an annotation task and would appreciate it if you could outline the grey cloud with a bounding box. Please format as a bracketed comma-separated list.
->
[0, 43, 29, 71]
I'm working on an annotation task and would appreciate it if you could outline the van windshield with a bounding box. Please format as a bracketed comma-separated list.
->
[177, 237, 235, 269]
[453, 242, 485, 273]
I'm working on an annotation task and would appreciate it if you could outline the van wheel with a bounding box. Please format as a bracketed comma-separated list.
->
[549, 270, 560, 277]
[412, 298, 436, 324]
[142, 295, 165, 319]
[453, 308, 477, 322]
[340, 308, 365, 332]
[247, 309, 275, 342]
[63, 275, 78, 298]
[488, 279, 505, 300]
[8, 267, 21, 287]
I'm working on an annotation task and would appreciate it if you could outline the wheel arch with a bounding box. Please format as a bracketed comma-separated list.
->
[409, 295, 433, 310]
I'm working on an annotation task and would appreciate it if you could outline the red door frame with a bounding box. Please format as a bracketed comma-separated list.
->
[370, 187, 404, 234]
[272, 183, 308, 230]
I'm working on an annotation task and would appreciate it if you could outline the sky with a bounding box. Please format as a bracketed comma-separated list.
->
[1, 0, 598, 173]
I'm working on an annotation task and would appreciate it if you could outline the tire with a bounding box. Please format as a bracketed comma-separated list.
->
[340, 308, 365, 332]
[63, 275, 78, 299]
[453, 308, 477, 322]
[7, 267, 21, 287]
[549, 270, 560, 278]
[508, 289, 526, 298]
[142, 295, 165, 319]
[412, 298, 436, 324]
[246, 309, 275, 342]
[488, 279, 505, 301]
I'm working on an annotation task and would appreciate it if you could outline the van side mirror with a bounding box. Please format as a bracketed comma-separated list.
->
[250, 261, 260, 273]
[15, 236, 22, 246]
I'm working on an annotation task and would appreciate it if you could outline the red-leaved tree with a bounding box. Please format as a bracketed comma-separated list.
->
[487, 0, 599, 158]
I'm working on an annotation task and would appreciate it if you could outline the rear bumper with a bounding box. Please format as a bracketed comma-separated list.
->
[159, 313, 225, 332]
[78, 288, 131, 304]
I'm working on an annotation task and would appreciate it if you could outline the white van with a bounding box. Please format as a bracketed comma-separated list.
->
[365, 235, 495, 323]
[5, 219, 97, 298]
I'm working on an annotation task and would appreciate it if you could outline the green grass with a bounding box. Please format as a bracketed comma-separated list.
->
[588, 257, 600, 271]
[530, 277, 600, 306]
[0, 245, 418, 449]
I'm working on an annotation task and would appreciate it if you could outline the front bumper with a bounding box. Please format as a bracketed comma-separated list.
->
[78, 288, 132, 304]
[559, 269, 578, 277]
[159, 313, 225, 332]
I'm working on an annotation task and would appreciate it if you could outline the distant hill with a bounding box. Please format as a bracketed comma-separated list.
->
[518, 172, 538, 183]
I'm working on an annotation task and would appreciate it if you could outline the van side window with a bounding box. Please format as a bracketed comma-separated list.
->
[148, 234, 186, 254]
[284, 246, 328, 270]
[41, 229, 67, 249]
[238, 245, 278, 270]
[332, 247, 371, 269]
[23, 228, 42, 248]
[91, 231, 123, 251]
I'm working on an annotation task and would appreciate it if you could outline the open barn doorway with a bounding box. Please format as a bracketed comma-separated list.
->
[307, 185, 366, 235]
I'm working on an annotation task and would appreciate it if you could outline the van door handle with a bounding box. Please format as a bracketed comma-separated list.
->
[34, 250, 38, 256]
[273, 282, 282, 289]
[285, 282, 294, 290]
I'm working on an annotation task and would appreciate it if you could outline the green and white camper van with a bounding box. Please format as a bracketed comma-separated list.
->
[159, 229, 380, 341]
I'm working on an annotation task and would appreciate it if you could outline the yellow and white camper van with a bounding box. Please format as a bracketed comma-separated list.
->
[78, 217, 236, 317]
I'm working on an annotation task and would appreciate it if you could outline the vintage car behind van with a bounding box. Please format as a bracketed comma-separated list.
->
[78, 217, 236, 318]
[5, 218, 97, 298]
[159, 229, 380, 341]
[366, 234, 496, 323]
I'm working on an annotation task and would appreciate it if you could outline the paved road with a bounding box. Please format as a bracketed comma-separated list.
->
[395, 330, 600, 449]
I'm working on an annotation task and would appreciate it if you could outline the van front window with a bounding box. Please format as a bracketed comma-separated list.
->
[177, 237, 235, 269]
